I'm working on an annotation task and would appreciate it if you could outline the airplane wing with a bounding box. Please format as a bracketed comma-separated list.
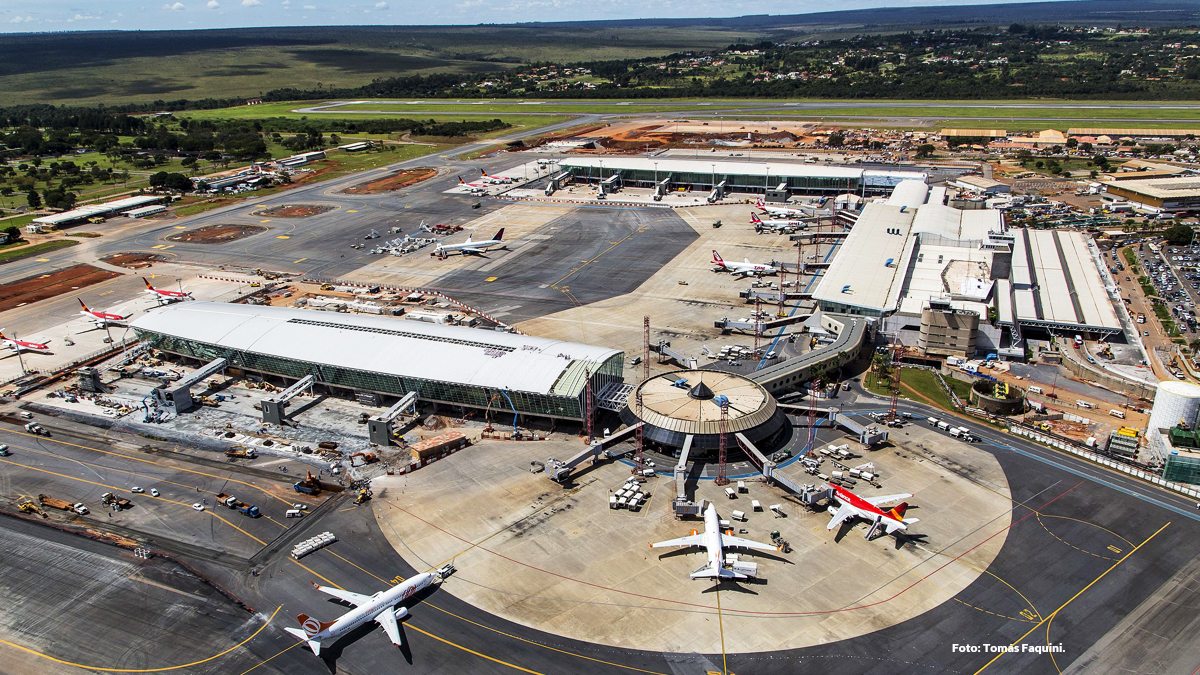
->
[826, 504, 857, 530]
[863, 493, 911, 508]
[651, 534, 704, 549]
[315, 585, 371, 607]
[375, 609, 403, 647]
[721, 534, 778, 552]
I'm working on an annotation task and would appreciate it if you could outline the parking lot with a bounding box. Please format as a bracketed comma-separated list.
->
[1124, 240, 1200, 378]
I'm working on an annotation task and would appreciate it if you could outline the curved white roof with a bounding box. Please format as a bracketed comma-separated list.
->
[131, 302, 621, 397]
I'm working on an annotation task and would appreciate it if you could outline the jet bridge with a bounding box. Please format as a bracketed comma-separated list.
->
[545, 423, 642, 483]
[653, 174, 672, 200]
[672, 435, 703, 517]
[707, 180, 727, 203]
[367, 392, 419, 446]
[261, 374, 314, 425]
[735, 432, 831, 507]
[150, 357, 227, 413]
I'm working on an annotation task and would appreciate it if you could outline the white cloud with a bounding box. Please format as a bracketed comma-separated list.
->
[303, 3, 317, 8]
[206, 0, 220, 7]
[69, 13, 101, 21]
[374, 0, 388, 7]
[9, 15, 34, 23]
[163, 2, 186, 10]
[242, 0, 262, 5]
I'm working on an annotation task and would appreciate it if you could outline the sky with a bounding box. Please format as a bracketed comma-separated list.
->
[1, 0, 1072, 33]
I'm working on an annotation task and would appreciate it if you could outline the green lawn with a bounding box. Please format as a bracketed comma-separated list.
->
[0, 239, 78, 264]
[865, 367, 963, 412]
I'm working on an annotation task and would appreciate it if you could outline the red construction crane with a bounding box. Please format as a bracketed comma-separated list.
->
[633, 392, 646, 474]
[714, 402, 730, 486]
[889, 336, 903, 422]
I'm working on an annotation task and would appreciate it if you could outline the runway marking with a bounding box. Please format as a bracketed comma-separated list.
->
[0, 605, 281, 672]
[1033, 513, 1121, 560]
[275, 235, 290, 240]
[485, 276, 498, 282]
[4, 426, 299, 507]
[173, 225, 187, 230]
[35, 258, 49, 262]
[973, 520, 1171, 673]
[347, 209, 359, 213]
[953, 598, 1037, 624]
[150, 244, 174, 250]
[236, 641, 300, 675]
[259, 219, 271, 223]
[292, 257, 307, 264]
[404, 624, 543, 675]
[714, 583, 729, 675]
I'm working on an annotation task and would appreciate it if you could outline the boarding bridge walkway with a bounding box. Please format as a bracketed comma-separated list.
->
[367, 392, 419, 446]
[545, 423, 643, 483]
[261, 374, 315, 424]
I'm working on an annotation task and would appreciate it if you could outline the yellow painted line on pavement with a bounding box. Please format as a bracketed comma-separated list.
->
[0, 606, 281, 672]
[275, 235, 290, 240]
[974, 521, 1171, 673]
[35, 258, 49, 262]
[347, 209, 359, 213]
[173, 225, 187, 230]
[293, 257, 307, 264]
[485, 276, 498, 282]
[260, 219, 271, 223]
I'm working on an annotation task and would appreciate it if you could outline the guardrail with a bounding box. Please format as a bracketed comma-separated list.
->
[1009, 424, 1200, 499]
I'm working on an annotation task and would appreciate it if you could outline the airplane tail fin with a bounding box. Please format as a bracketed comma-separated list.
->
[750, 213, 761, 223]
[141, 277, 154, 290]
[691, 564, 745, 580]
[493, 228, 504, 242]
[78, 298, 89, 312]
[457, 176, 465, 184]
[711, 250, 724, 265]
[887, 502, 909, 520]
[295, 613, 335, 638]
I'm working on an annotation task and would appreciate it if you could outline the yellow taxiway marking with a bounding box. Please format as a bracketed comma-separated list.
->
[260, 219, 271, 223]
[974, 521, 1170, 673]
[347, 209, 359, 213]
[0, 606, 281, 673]
[275, 235, 290, 240]
[173, 225, 187, 230]
[150, 244, 174, 250]
[293, 257, 307, 264]
[35, 258, 49, 262]
[714, 584, 728, 675]
[485, 276, 498, 282]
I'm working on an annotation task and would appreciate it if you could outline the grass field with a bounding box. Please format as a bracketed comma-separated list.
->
[0, 239, 79, 264]
[865, 367, 965, 411]
[0, 27, 754, 106]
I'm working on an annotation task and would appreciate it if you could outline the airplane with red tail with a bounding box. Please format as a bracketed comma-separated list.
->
[78, 298, 128, 327]
[826, 484, 919, 539]
[142, 277, 192, 304]
[0, 330, 51, 354]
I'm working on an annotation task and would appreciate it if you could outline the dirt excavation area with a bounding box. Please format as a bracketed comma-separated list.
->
[166, 224, 266, 244]
[101, 252, 167, 269]
[255, 204, 334, 218]
[341, 167, 437, 194]
[0, 264, 121, 311]
[584, 119, 826, 152]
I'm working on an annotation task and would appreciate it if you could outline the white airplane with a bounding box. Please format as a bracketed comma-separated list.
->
[755, 198, 827, 218]
[78, 298, 128, 327]
[652, 503, 778, 579]
[750, 213, 806, 234]
[711, 250, 777, 278]
[142, 277, 192, 305]
[433, 228, 506, 258]
[0, 330, 51, 354]
[826, 484, 919, 539]
[478, 169, 514, 185]
[285, 571, 443, 656]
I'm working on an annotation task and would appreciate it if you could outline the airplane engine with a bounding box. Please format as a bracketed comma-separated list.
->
[394, 606, 409, 620]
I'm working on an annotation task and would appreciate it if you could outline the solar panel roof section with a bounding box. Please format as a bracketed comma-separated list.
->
[130, 302, 622, 397]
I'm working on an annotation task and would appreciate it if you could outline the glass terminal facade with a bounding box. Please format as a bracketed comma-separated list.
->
[137, 331, 625, 422]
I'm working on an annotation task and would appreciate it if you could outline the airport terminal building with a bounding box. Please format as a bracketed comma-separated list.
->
[131, 302, 624, 422]
[557, 157, 926, 196]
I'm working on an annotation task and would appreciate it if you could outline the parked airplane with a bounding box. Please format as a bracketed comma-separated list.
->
[433, 228, 506, 258]
[457, 176, 488, 191]
[78, 299, 128, 327]
[478, 169, 514, 185]
[750, 213, 805, 234]
[142, 277, 192, 304]
[826, 484, 918, 539]
[0, 330, 51, 354]
[711, 250, 777, 278]
[651, 503, 778, 579]
[753, 195, 830, 216]
[285, 567, 451, 656]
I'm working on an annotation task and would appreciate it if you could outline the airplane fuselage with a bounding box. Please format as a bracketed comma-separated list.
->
[311, 573, 433, 645]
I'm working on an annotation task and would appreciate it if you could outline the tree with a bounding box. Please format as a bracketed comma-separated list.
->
[42, 188, 76, 210]
[2, 225, 21, 242]
[1164, 224, 1196, 246]
[827, 131, 845, 148]
[915, 143, 935, 159]
[1065, 137, 1078, 149]
[25, 189, 40, 209]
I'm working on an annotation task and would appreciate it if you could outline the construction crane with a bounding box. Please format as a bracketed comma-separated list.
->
[715, 397, 730, 486]
[888, 335, 903, 423]
[633, 392, 646, 473]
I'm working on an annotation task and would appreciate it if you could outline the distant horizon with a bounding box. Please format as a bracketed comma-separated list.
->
[1, 0, 1082, 34]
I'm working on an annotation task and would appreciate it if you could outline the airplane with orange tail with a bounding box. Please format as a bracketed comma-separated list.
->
[826, 484, 918, 539]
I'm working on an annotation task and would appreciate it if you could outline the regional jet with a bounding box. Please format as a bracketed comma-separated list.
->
[78, 299, 128, 327]
[0, 330, 51, 354]
[285, 567, 453, 656]
[142, 277, 192, 304]
[755, 198, 827, 218]
[826, 484, 919, 539]
[651, 503, 778, 579]
[432, 228, 506, 258]
[711, 250, 777, 278]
